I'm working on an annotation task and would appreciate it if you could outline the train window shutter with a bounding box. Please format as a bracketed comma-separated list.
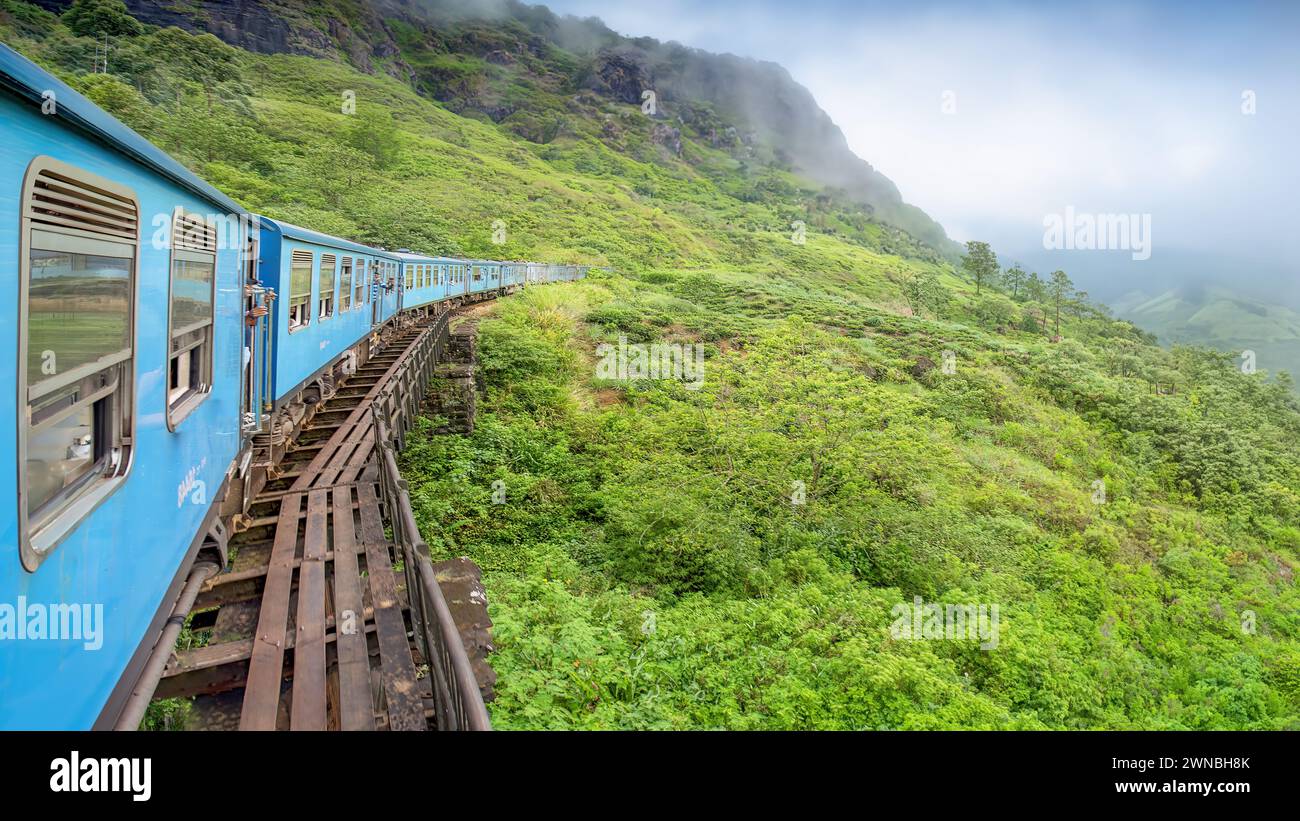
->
[19, 156, 139, 570]
[172, 211, 217, 253]
[319, 253, 336, 319]
[289, 249, 313, 331]
[340, 256, 353, 311]
[166, 208, 218, 429]
[25, 165, 138, 240]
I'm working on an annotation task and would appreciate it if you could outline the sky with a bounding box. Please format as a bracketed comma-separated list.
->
[539, 0, 1300, 302]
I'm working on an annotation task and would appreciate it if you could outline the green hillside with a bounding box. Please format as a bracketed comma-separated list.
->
[1116, 285, 1300, 383]
[6, 0, 1299, 729]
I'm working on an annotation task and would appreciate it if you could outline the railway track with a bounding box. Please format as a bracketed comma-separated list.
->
[149, 311, 487, 730]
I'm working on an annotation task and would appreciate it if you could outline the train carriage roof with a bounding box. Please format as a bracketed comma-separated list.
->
[391, 252, 465, 264]
[0, 43, 245, 216]
[256, 216, 396, 259]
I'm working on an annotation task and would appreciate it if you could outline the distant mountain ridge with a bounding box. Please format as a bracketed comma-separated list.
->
[28, 0, 959, 257]
[1116, 283, 1300, 378]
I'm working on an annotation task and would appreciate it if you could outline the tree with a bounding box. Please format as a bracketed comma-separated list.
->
[1070, 290, 1091, 322]
[961, 240, 998, 295]
[1018, 272, 1048, 332]
[1001, 263, 1027, 300]
[347, 107, 402, 170]
[1049, 269, 1074, 336]
[972, 294, 1015, 330]
[149, 28, 241, 113]
[63, 0, 142, 38]
[900, 270, 948, 317]
[1024, 271, 1046, 302]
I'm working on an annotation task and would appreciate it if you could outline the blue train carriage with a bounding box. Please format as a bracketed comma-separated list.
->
[0, 44, 254, 728]
[465, 259, 492, 297]
[498, 261, 527, 295]
[252, 217, 404, 455]
[393, 251, 463, 316]
[499, 262, 518, 292]
[482, 259, 504, 294]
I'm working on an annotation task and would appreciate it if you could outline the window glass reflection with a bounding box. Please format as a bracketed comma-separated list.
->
[26, 403, 97, 518]
[171, 258, 214, 331]
[28, 249, 130, 386]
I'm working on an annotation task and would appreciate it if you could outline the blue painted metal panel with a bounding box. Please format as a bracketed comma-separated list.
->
[0, 94, 244, 729]
[394, 252, 464, 310]
[258, 218, 398, 402]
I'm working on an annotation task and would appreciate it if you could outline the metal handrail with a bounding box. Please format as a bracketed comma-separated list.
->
[370, 310, 491, 731]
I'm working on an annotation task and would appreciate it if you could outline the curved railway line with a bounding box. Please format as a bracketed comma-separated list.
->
[138, 307, 491, 730]
[0, 41, 588, 731]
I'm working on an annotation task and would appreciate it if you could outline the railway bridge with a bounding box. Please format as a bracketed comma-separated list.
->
[122, 306, 493, 731]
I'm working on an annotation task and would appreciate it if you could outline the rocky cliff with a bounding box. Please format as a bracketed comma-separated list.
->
[29, 0, 957, 255]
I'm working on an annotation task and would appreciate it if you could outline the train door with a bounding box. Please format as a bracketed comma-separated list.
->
[397, 264, 406, 314]
[371, 261, 382, 327]
[241, 221, 268, 434]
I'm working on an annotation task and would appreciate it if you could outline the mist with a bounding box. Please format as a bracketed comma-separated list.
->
[539, 0, 1300, 308]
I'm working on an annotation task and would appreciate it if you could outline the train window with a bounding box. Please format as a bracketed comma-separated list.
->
[404, 264, 413, 290]
[472, 265, 482, 282]
[19, 158, 138, 570]
[166, 209, 217, 429]
[355, 259, 366, 307]
[289, 250, 312, 331]
[340, 256, 353, 312]
[319, 253, 336, 319]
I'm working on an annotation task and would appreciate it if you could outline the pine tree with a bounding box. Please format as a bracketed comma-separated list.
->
[1049, 269, 1074, 336]
[961, 241, 998, 295]
[1002, 264, 1027, 300]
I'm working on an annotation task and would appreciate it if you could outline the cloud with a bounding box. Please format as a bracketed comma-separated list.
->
[544, 0, 1298, 275]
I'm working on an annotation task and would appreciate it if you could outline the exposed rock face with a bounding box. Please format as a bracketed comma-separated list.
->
[328, 15, 376, 74]
[40, 0, 955, 257]
[68, 0, 417, 81]
[651, 122, 682, 156]
[114, 0, 297, 55]
[586, 50, 651, 106]
[911, 356, 937, 378]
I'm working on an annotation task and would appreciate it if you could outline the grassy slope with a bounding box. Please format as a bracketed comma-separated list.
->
[4, 4, 1299, 728]
[1118, 287, 1300, 384]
